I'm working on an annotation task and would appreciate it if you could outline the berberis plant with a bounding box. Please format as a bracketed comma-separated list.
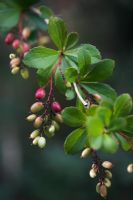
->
[1, 0, 133, 198]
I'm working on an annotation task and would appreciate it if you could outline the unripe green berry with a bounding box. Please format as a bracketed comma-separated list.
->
[26, 114, 36, 122]
[127, 164, 133, 173]
[66, 81, 72, 88]
[32, 136, 40, 145]
[81, 147, 91, 158]
[105, 170, 112, 179]
[34, 116, 43, 128]
[48, 125, 55, 133]
[38, 137, 46, 148]
[52, 120, 60, 131]
[20, 68, 29, 79]
[30, 130, 39, 139]
[104, 178, 111, 188]
[31, 102, 44, 113]
[102, 161, 113, 169]
[11, 67, 20, 74]
[89, 169, 97, 178]
[44, 129, 55, 138]
[96, 183, 101, 193]
[54, 113, 63, 123]
[9, 53, 16, 59]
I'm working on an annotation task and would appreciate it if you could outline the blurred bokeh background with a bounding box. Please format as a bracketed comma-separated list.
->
[0, 0, 133, 199]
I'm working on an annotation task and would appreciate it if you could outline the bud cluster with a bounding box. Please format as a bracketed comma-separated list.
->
[27, 87, 63, 148]
[89, 156, 113, 199]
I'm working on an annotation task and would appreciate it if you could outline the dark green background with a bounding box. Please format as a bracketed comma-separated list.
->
[0, 0, 133, 199]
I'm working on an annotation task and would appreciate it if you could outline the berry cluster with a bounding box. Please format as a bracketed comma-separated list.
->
[27, 86, 63, 148]
[5, 27, 31, 78]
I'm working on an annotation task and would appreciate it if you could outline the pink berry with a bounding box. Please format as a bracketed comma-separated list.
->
[12, 39, 20, 49]
[35, 88, 46, 100]
[51, 102, 62, 113]
[22, 43, 30, 53]
[5, 33, 15, 45]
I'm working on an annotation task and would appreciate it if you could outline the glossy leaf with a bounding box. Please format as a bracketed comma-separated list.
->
[109, 118, 127, 132]
[126, 115, 133, 131]
[102, 134, 118, 153]
[62, 106, 86, 127]
[86, 116, 104, 150]
[23, 46, 59, 69]
[116, 133, 131, 151]
[96, 106, 112, 126]
[65, 32, 79, 50]
[64, 128, 87, 154]
[40, 5, 53, 19]
[48, 16, 67, 49]
[78, 48, 91, 75]
[83, 59, 115, 82]
[65, 67, 78, 83]
[113, 94, 132, 117]
[81, 82, 117, 101]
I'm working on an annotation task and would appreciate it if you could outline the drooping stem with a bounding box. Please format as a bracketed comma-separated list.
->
[73, 82, 90, 107]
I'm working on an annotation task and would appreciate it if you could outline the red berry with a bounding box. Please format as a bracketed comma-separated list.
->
[12, 39, 20, 49]
[51, 102, 62, 113]
[35, 88, 46, 100]
[22, 43, 30, 53]
[5, 33, 15, 45]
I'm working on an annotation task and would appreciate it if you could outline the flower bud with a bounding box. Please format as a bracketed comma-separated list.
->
[30, 130, 39, 139]
[20, 68, 29, 79]
[81, 147, 91, 158]
[26, 114, 36, 122]
[31, 102, 44, 113]
[104, 178, 111, 188]
[34, 116, 43, 128]
[105, 170, 112, 179]
[35, 88, 46, 100]
[127, 164, 133, 173]
[10, 57, 20, 66]
[9, 53, 16, 59]
[12, 39, 20, 49]
[22, 43, 30, 53]
[54, 113, 63, 123]
[51, 102, 62, 113]
[89, 169, 97, 178]
[11, 67, 20, 75]
[22, 27, 31, 39]
[99, 184, 107, 198]
[52, 121, 60, 131]
[102, 161, 113, 169]
[38, 137, 46, 148]
[5, 33, 15, 45]
[32, 136, 40, 145]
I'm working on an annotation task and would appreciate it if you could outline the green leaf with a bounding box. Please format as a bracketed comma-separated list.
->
[126, 115, 133, 131]
[80, 44, 101, 59]
[83, 59, 115, 82]
[54, 57, 69, 94]
[65, 89, 75, 100]
[65, 67, 78, 83]
[48, 16, 67, 49]
[0, 2, 20, 29]
[102, 134, 118, 153]
[39, 5, 53, 19]
[37, 67, 53, 87]
[109, 118, 127, 132]
[64, 128, 87, 154]
[96, 106, 112, 126]
[78, 48, 91, 75]
[116, 133, 131, 151]
[62, 106, 86, 127]
[23, 46, 59, 69]
[86, 116, 104, 150]
[113, 94, 133, 117]
[81, 82, 117, 101]
[65, 32, 79, 50]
